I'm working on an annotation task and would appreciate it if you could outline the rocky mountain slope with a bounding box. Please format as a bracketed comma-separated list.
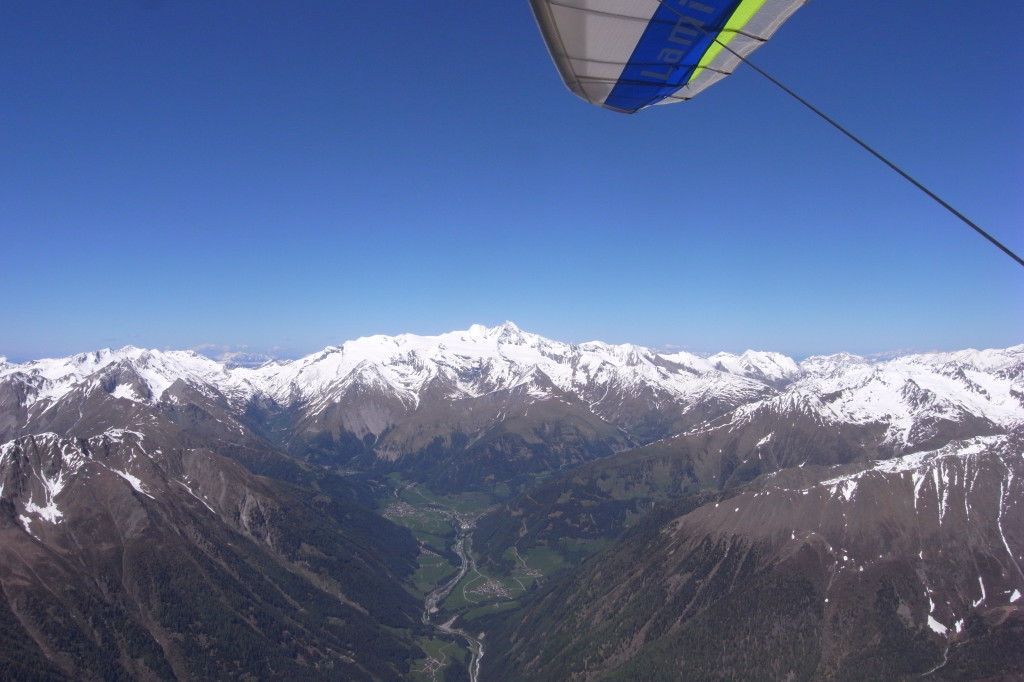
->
[1, 324, 1021, 680]
[4, 324, 1018, 492]
[1, 324, 794, 493]
[0, 428, 422, 680]
[481, 430, 1024, 680]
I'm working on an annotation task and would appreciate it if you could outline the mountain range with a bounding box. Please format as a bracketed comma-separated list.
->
[1, 323, 1021, 680]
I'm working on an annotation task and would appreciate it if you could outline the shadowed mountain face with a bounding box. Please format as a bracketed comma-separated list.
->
[5, 326, 1019, 495]
[0, 431, 422, 681]
[481, 431, 1024, 681]
[1, 327, 1021, 680]
[470, 411, 893, 576]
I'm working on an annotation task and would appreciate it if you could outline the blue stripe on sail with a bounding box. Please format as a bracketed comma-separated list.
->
[603, 0, 742, 113]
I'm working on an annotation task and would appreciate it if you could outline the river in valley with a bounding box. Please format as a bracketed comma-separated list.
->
[421, 512, 484, 682]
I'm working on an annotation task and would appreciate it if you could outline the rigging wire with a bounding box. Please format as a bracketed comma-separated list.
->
[656, 1, 1024, 269]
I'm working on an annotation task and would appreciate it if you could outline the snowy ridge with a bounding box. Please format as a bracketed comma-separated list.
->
[665, 428, 1024, 649]
[707, 349, 802, 386]
[0, 346, 252, 410]
[3, 326, 1021, 452]
[1, 432, 87, 534]
[812, 435, 1003, 500]
[0, 429, 186, 535]
[239, 322, 780, 418]
[742, 432, 1022, 541]
[728, 345, 1024, 446]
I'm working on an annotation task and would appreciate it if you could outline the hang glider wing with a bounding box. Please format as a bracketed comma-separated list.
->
[529, 0, 808, 113]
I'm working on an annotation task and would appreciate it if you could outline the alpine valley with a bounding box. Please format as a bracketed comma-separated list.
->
[1, 323, 1021, 681]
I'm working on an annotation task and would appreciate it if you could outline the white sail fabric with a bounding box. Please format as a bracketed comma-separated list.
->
[529, 0, 809, 113]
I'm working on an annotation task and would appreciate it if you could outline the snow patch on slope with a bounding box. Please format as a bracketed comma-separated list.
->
[3, 329, 1021, 453]
[0, 346, 244, 408]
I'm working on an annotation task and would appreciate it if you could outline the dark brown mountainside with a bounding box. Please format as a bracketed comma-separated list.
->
[482, 431, 1024, 681]
[1, 331, 1021, 680]
[0, 431, 422, 681]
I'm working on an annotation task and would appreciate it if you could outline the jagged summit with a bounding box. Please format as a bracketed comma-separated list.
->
[467, 320, 523, 341]
[3, 326, 1021, 455]
[1, 325, 1022, 680]
[0, 344, 239, 413]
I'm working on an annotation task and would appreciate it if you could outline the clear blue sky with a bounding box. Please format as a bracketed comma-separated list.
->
[2, 0, 1021, 362]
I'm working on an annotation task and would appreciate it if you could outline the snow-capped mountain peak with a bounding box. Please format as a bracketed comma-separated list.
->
[0, 346, 240, 409]
[3, 327, 1021, 459]
[725, 345, 1024, 451]
[708, 349, 803, 387]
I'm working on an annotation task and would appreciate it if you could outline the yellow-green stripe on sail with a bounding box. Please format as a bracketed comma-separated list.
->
[688, 0, 769, 84]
